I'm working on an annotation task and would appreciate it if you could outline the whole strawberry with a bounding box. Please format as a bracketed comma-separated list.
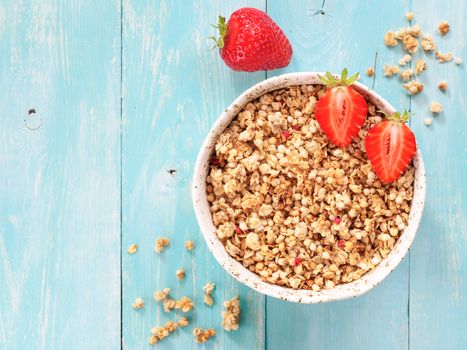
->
[211, 8, 292, 72]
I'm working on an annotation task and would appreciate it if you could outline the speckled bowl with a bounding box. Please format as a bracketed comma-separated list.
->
[192, 72, 426, 303]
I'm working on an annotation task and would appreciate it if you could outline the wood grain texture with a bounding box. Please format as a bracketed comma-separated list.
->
[408, 1, 467, 349]
[1, 0, 465, 349]
[0, 1, 121, 349]
[121, 1, 266, 349]
[266, 1, 412, 349]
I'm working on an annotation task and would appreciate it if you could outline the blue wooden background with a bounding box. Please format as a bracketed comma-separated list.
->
[0, 1, 465, 349]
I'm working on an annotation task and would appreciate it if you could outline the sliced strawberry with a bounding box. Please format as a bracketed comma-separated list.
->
[365, 111, 417, 183]
[315, 69, 368, 147]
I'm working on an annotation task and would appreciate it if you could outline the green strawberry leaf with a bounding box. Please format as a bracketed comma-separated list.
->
[341, 68, 348, 82]
[346, 72, 360, 85]
[318, 74, 329, 85]
[325, 72, 335, 85]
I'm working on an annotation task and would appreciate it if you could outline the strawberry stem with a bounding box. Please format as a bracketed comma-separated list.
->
[209, 15, 228, 49]
[318, 68, 360, 88]
[381, 109, 411, 123]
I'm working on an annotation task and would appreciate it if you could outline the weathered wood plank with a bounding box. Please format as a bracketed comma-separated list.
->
[0, 1, 121, 349]
[121, 1, 266, 349]
[266, 1, 412, 349]
[409, 1, 467, 349]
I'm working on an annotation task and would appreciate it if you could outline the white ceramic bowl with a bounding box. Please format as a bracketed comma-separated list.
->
[192, 72, 426, 303]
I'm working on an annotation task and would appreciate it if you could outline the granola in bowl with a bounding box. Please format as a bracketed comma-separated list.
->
[206, 84, 415, 291]
[192, 72, 426, 303]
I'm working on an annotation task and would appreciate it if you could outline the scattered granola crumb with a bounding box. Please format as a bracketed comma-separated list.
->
[185, 240, 194, 251]
[435, 51, 453, 63]
[400, 69, 413, 82]
[415, 60, 427, 74]
[193, 328, 216, 343]
[165, 320, 179, 333]
[155, 237, 170, 253]
[163, 298, 175, 312]
[454, 57, 462, 65]
[405, 12, 414, 21]
[176, 268, 186, 280]
[127, 244, 138, 254]
[438, 21, 450, 35]
[402, 34, 418, 53]
[204, 294, 213, 306]
[384, 31, 398, 47]
[408, 25, 422, 37]
[150, 327, 169, 344]
[383, 64, 393, 78]
[175, 296, 194, 312]
[366, 67, 375, 77]
[203, 282, 215, 295]
[222, 296, 240, 331]
[424, 118, 433, 126]
[403, 81, 424, 95]
[154, 288, 170, 302]
[148, 335, 159, 345]
[154, 288, 176, 312]
[421, 35, 436, 51]
[148, 317, 189, 345]
[203, 282, 216, 306]
[177, 317, 189, 328]
[399, 54, 412, 66]
[391, 66, 399, 74]
[149, 320, 181, 345]
[132, 297, 144, 309]
[438, 80, 448, 91]
[430, 102, 443, 114]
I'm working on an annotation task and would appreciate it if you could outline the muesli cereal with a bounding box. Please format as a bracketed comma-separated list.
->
[400, 69, 413, 82]
[384, 31, 398, 47]
[193, 328, 216, 343]
[132, 297, 144, 309]
[438, 20, 450, 35]
[414, 60, 427, 74]
[405, 12, 414, 21]
[421, 35, 436, 51]
[206, 85, 415, 290]
[155, 237, 170, 253]
[435, 51, 453, 63]
[430, 102, 443, 114]
[438, 80, 448, 91]
[221, 296, 240, 331]
[403, 81, 424, 95]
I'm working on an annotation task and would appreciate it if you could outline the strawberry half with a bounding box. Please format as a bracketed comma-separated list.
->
[211, 8, 292, 72]
[365, 110, 417, 183]
[315, 69, 368, 147]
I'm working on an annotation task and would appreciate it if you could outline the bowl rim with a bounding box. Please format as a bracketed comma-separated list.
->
[192, 72, 426, 303]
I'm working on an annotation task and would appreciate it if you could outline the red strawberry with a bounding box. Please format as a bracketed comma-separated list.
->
[315, 69, 368, 147]
[364, 110, 416, 183]
[211, 8, 292, 72]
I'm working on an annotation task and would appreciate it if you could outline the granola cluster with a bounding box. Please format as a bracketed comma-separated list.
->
[154, 288, 193, 313]
[193, 328, 216, 343]
[148, 318, 189, 345]
[206, 85, 415, 291]
[203, 282, 215, 306]
[221, 296, 240, 331]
